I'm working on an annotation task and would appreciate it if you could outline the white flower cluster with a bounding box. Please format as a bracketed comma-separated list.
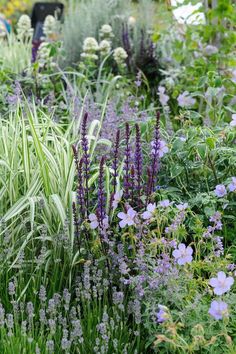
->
[99, 24, 114, 41]
[16, 15, 33, 40]
[81, 37, 99, 61]
[43, 15, 58, 40]
[37, 42, 53, 68]
[113, 47, 128, 66]
[98, 24, 113, 57]
[99, 39, 111, 56]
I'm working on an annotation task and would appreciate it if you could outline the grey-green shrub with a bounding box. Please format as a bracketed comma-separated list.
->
[62, 0, 131, 66]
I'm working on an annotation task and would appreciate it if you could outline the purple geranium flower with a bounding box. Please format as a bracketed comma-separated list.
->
[173, 243, 193, 265]
[158, 86, 169, 106]
[230, 114, 236, 127]
[177, 91, 196, 108]
[209, 271, 234, 295]
[156, 305, 170, 323]
[88, 213, 99, 229]
[176, 203, 188, 211]
[158, 199, 173, 208]
[151, 140, 169, 158]
[228, 177, 236, 192]
[118, 207, 137, 228]
[208, 300, 229, 320]
[142, 203, 156, 220]
[88, 213, 108, 230]
[214, 184, 227, 198]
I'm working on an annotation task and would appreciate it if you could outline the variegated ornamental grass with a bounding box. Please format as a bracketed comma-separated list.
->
[0, 98, 114, 284]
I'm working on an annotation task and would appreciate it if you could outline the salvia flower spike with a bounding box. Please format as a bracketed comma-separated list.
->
[135, 124, 142, 206]
[81, 112, 90, 213]
[124, 123, 131, 200]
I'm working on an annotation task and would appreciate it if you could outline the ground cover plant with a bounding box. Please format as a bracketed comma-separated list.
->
[0, 0, 236, 353]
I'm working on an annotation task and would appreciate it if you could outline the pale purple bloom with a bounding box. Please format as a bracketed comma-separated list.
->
[158, 199, 173, 208]
[173, 243, 193, 265]
[230, 114, 236, 127]
[112, 190, 123, 209]
[118, 207, 137, 228]
[158, 86, 169, 106]
[151, 140, 169, 158]
[209, 211, 221, 223]
[169, 240, 177, 248]
[214, 184, 227, 198]
[177, 91, 196, 108]
[231, 69, 236, 84]
[176, 203, 188, 211]
[203, 45, 218, 56]
[142, 203, 156, 220]
[228, 177, 236, 192]
[102, 216, 109, 229]
[89, 213, 99, 229]
[159, 140, 169, 157]
[213, 236, 224, 257]
[156, 305, 169, 323]
[88, 213, 108, 229]
[135, 71, 142, 87]
[209, 271, 234, 295]
[227, 264, 236, 272]
[208, 300, 229, 320]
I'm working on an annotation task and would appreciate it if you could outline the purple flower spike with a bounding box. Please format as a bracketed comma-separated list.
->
[130, 164, 135, 205]
[124, 123, 131, 200]
[72, 202, 79, 247]
[135, 124, 142, 205]
[81, 112, 90, 213]
[77, 158, 85, 218]
[97, 157, 106, 226]
[148, 112, 161, 199]
[72, 145, 85, 218]
[112, 130, 120, 194]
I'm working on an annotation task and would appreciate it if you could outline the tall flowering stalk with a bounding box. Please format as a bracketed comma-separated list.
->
[97, 156, 106, 227]
[148, 112, 160, 200]
[112, 130, 120, 195]
[124, 123, 131, 200]
[81, 112, 90, 214]
[72, 144, 79, 170]
[146, 166, 152, 200]
[72, 202, 80, 248]
[135, 124, 142, 206]
[77, 158, 86, 218]
[72, 145, 85, 219]
[130, 164, 135, 206]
